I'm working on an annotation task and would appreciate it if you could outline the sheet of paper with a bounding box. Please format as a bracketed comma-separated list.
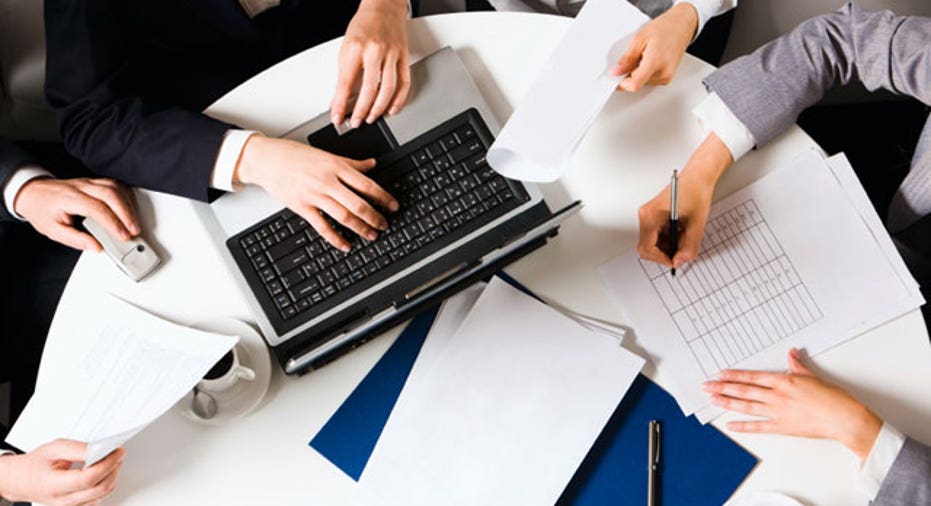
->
[599, 149, 924, 418]
[358, 278, 645, 505]
[6, 292, 237, 466]
[487, 0, 648, 182]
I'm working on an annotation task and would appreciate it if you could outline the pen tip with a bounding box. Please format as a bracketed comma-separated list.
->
[671, 268, 677, 276]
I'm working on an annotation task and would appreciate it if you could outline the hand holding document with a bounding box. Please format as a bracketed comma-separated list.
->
[599, 151, 924, 420]
[6, 292, 237, 466]
[358, 278, 644, 506]
[487, 0, 648, 182]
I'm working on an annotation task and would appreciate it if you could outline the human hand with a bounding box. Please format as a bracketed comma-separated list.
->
[612, 3, 698, 92]
[0, 440, 125, 506]
[235, 135, 399, 252]
[13, 177, 139, 252]
[704, 348, 883, 462]
[330, 0, 411, 128]
[636, 133, 731, 269]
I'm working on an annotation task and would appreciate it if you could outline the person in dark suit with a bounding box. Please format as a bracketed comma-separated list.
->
[44, 0, 412, 253]
[0, 140, 135, 505]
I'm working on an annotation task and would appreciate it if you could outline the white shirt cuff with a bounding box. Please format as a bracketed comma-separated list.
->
[210, 129, 258, 192]
[858, 423, 906, 500]
[2, 165, 54, 220]
[675, 0, 737, 38]
[692, 91, 755, 161]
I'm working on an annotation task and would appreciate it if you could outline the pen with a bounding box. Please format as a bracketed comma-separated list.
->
[648, 420, 661, 506]
[669, 170, 679, 276]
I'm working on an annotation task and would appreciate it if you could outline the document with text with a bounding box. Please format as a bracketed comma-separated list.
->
[6, 292, 236, 466]
[599, 151, 924, 418]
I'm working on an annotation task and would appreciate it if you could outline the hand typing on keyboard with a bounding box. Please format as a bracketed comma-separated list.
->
[234, 136, 399, 252]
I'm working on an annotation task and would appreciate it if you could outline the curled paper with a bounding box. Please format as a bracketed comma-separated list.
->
[487, 0, 647, 182]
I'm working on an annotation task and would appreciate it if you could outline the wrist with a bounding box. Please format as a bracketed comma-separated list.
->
[233, 134, 268, 187]
[360, 0, 407, 16]
[839, 405, 883, 462]
[11, 177, 44, 219]
[682, 133, 733, 187]
[668, 3, 699, 40]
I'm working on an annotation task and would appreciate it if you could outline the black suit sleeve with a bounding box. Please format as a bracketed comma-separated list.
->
[0, 141, 38, 223]
[43, 0, 233, 203]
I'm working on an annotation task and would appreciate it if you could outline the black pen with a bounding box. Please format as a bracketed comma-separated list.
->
[648, 420, 661, 506]
[669, 170, 679, 276]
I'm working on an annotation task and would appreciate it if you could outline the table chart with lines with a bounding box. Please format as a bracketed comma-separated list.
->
[639, 200, 823, 377]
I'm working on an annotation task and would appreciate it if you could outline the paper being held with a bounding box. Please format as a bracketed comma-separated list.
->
[487, 0, 648, 182]
[6, 293, 237, 466]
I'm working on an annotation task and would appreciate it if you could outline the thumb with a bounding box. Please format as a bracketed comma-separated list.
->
[39, 439, 88, 463]
[788, 348, 812, 375]
[350, 158, 378, 172]
[612, 40, 642, 76]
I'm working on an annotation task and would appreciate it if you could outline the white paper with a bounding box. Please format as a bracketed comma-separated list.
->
[6, 293, 237, 466]
[599, 150, 924, 418]
[487, 0, 648, 182]
[358, 278, 644, 506]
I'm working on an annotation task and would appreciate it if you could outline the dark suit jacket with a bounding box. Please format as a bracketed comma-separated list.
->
[44, 0, 360, 203]
[0, 141, 82, 430]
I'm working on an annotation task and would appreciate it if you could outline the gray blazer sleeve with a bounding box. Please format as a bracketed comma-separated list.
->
[0, 141, 38, 223]
[703, 2, 931, 147]
[874, 437, 931, 506]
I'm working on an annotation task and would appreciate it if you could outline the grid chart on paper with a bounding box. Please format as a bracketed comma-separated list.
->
[639, 200, 823, 377]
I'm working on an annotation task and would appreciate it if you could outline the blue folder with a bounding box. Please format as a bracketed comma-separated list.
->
[310, 275, 757, 505]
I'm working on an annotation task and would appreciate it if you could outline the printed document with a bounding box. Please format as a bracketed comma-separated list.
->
[358, 278, 644, 505]
[487, 0, 648, 182]
[6, 292, 236, 466]
[599, 151, 924, 417]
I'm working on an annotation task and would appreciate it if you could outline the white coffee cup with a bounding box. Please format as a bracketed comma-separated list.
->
[199, 347, 256, 394]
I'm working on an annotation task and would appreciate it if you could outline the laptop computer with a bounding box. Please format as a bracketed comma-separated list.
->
[194, 47, 581, 375]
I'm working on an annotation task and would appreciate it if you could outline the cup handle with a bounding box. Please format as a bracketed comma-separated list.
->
[236, 365, 256, 382]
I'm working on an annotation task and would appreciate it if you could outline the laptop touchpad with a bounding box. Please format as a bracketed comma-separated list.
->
[307, 119, 397, 161]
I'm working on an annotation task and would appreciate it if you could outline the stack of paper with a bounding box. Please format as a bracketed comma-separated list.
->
[5, 292, 237, 465]
[356, 278, 645, 506]
[599, 151, 925, 422]
[487, 0, 648, 182]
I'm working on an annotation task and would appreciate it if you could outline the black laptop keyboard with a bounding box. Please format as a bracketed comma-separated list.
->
[230, 113, 529, 327]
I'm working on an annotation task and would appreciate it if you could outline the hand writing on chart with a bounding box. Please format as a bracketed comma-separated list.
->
[703, 348, 883, 462]
[636, 133, 732, 269]
[330, 0, 412, 128]
[612, 3, 699, 92]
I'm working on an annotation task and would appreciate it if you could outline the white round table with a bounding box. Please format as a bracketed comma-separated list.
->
[55, 12, 930, 506]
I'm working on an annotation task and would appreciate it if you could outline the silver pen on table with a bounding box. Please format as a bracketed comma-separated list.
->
[648, 420, 661, 506]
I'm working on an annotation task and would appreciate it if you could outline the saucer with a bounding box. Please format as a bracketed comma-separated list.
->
[174, 318, 273, 425]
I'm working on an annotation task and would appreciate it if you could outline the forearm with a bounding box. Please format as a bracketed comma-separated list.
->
[704, 3, 930, 147]
[681, 132, 733, 188]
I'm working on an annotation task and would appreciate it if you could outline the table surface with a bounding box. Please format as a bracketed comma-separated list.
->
[53, 12, 931, 506]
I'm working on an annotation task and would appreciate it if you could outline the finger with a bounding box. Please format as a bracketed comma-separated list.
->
[618, 58, 656, 92]
[51, 223, 103, 252]
[338, 166, 399, 212]
[301, 206, 350, 253]
[332, 187, 388, 232]
[611, 38, 643, 77]
[671, 223, 704, 268]
[81, 183, 140, 237]
[88, 179, 139, 216]
[318, 197, 378, 243]
[716, 369, 786, 388]
[367, 55, 398, 123]
[388, 55, 411, 116]
[727, 419, 777, 434]
[71, 196, 132, 241]
[331, 46, 364, 125]
[40, 439, 89, 463]
[637, 206, 673, 267]
[56, 448, 124, 496]
[703, 380, 772, 403]
[710, 393, 769, 417]
[59, 459, 122, 505]
[351, 49, 384, 127]
[788, 348, 812, 376]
